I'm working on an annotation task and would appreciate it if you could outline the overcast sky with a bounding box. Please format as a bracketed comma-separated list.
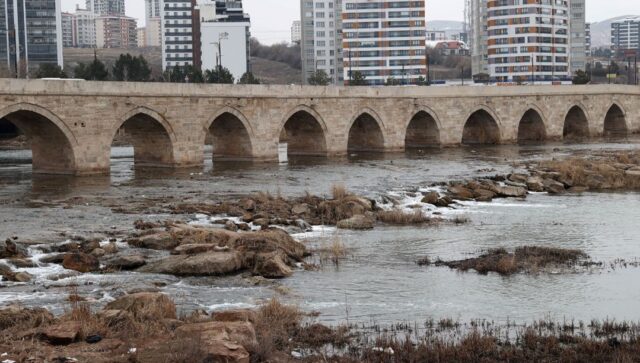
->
[63, 0, 640, 44]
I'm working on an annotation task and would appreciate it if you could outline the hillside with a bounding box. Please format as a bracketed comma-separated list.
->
[250, 57, 301, 85]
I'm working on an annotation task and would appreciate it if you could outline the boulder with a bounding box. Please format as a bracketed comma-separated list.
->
[212, 309, 257, 324]
[241, 213, 254, 223]
[0, 239, 26, 258]
[104, 292, 176, 320]
[543, 178, 566, 194]
[81, 240, 101, 253]
[253, 252, 293, 278]
[172, 243, 227, 255]
[128, 232, 178, 250]
[421, 191, 440, 205]
[40, 253, 66, 264]
[585, 174, 607, 189]
[237, 223, 251, 231]
[102, 242, 118, 254]
[240, 199, 256, 211]
[494, 185, 527, 198]
[337, 215, 374, 230]
[435, 196, 453, 207]
[625, 169, 640, 177]
[175, 321, 257, 363]
[508, 173, 529, 184]
[7, 258, 37, 268]
[62, 252, 99, 273]
[472, 189, 496, 202]
[42, 321, 82, 345]
[14, 272, 32, 282]
[447, 186, 474, 200]
[291, 203, 310, 215]
[295, 219, 313, 232]
[138, 251, 243, 276]
[105, 255, 147, 270]
[253, 218, 270, 228]
[91, 248, 106, 258]
[0, 262, 16, 281]
[225, 220, 239, 232]
[526, 176, 545, 192]
[229, 228, 307, 261]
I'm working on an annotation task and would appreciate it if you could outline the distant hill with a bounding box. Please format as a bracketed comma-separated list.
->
[589, 15, 638, 48]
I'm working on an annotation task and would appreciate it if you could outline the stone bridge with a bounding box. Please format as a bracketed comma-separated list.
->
[0, 79, 638, 175]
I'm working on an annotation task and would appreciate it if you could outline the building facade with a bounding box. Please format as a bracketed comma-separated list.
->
[161, 0, 198, 70]
[569, 0, 586, 74]
[341, 0, 426, 85]
[611, 16, 640, 52]
[585, 22, 591, 56]
[300, 0, 343, 85]
[426, 30, 446, 41]
[486, 0, 571, 83]
[291, 20, 301, 44]
[74, 8, 97, 48]
[95, 15, 137, 48]
[137, 27, 147, 47]
[0, 0, 63, 76]
[86, 0, 124, 16]
[145, 0, 162, 47]
[62, 12, 74, 48]
[468, 0, 488, 76]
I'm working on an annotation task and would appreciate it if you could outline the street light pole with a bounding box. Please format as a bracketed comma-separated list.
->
[217, 32, 229, 71]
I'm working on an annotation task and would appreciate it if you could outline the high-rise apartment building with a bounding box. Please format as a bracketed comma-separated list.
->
[341, 0, 426, 85]
[86, 0, 125, 16]
[145, 0, 162, 47]
[569, 0, 586, 73]
[469, 0, 586, 82]
[611, 17, 640, 52]
[468, 0, 488, 76]
[300, 0, 343, 85]
[585, 22, 591, 56]
[161, 0, 199, 70]
[291, 20, 301, 44]
[62, 12, 74, 48]
[73, 8, 97, 48]
[95, 15, 137, 48]
[0, 0, 63, 76]
[487, 0, 571, 83]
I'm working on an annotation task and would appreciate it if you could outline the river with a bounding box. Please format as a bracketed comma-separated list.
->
[1, 140, 640, 327]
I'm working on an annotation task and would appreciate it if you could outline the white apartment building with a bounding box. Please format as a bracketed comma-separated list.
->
[341, 0, 427, 85]
[426, 30, 446, 41]
[86, 0, 124, 16]
[74, 8, 98, 48]
[300, 0, 344, 85]
[486, 0, 571, 83]
[611, 16, 640, 52]
[62, 12, 74, 47]
[161, 0, 197, 70]
[468, 0, 488, 76]
[291, 20, 301, 44]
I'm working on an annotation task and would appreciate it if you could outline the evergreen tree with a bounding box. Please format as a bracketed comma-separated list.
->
[307, 70, 330, 85]
[205, 66, 235, 84]
[572, 70, 591, 85]
[350, 71, 368, 86]
[238, 72, 261, 84]
[74, 52, 109, 80]
[35, 64, 67, 79]
[385, 77, 401, 86]
[112, 53, 151, 82]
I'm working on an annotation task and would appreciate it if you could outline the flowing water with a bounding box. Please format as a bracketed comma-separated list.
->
[1, 141, 640, 326]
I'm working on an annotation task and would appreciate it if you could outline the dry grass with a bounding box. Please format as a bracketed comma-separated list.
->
[435, 246, 590, 275]
[251, 299, 303, 362]
[376, 209, 435, 225]
[332, 183, 349, 200]
[315, 235, 349, 267]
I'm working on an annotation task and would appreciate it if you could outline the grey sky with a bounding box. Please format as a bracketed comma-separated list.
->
[63, 0, 640, 44]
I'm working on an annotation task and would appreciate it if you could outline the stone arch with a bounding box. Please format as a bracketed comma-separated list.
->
[517, 107, 547, 143]
[462, 106, 501, 145]
[603, 103, 628, 137]
[207, 107, 254, 160]
[563, 105, 590, 140]
[405, 108, 441, 149]
[0, 103, 77, 174]
[279, 105, 328, 156]
[113, 106, 176, 167]
[347, 108, 386, 152]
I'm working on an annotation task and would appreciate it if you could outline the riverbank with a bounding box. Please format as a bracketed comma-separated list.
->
[1, 293, 639, 363]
